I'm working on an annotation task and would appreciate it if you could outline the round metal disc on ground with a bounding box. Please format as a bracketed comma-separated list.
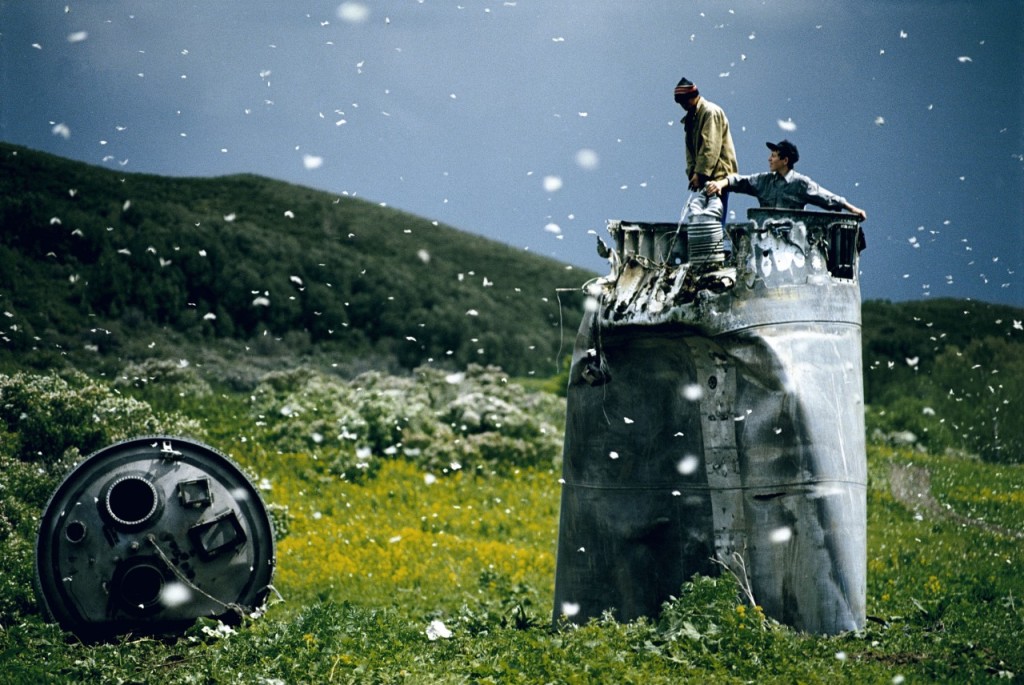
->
[35, 436, 276, 641]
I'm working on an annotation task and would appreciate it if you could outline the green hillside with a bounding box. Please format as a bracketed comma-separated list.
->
[0, 142, 589, 377]
[860, 298, 1023, 462]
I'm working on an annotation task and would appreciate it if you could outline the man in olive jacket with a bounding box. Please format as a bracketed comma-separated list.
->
[675, 77, 738, 223]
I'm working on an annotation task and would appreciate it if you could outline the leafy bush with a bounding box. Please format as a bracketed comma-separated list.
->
[247, 364, 565, 479]
[113, 358, 214, 400]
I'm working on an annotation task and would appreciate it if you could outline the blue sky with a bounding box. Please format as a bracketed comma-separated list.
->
[2, 0, 1021, 306]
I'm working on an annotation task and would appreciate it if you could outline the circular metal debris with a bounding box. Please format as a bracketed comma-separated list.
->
[35, 436, 276, 641]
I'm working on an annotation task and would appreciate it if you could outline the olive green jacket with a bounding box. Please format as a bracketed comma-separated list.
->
[682, 97, 738, 183]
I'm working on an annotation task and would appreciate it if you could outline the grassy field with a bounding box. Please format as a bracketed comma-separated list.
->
[1, 366, 1022, 683]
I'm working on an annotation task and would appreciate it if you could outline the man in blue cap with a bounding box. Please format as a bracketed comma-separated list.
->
[706, 139, 867, 221]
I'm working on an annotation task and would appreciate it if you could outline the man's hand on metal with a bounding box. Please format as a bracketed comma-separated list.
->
[846, 204, 868, 222]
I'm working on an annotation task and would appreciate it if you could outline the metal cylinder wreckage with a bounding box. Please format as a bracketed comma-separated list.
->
[554, 208, 866, 634]
[35, 436, 275, 641]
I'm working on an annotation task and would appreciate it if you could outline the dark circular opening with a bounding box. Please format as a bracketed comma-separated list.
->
[106, 477, 159, 526]
[64, 520, 87, 543]
[119, 563, 165, 608]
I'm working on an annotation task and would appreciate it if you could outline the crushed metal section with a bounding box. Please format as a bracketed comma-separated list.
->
[554, 208, 867, 634]
[35, 436, 276, 641]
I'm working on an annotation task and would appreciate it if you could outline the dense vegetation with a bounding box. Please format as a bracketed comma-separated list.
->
[0, 364, 1021, 683]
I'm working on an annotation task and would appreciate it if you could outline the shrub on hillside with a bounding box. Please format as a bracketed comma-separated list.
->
[113, 358, 214, 399]
[248, 364, 565, 478]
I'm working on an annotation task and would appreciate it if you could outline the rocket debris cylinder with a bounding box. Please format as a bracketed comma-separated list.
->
[554, 208, 867, 635]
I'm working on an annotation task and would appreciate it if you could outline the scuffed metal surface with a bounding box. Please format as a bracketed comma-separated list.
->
[554, 208, 866, 634]
[35, 436, 276, 641]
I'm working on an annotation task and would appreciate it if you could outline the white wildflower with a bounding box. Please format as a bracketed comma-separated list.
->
[425, 619, 452, 641]
[200, 620, 236, 640]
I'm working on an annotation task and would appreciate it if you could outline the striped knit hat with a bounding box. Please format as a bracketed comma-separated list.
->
[674, 77, 698, 102]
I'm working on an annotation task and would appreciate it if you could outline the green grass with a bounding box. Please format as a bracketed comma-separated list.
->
[1, 367, 1023, 683]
